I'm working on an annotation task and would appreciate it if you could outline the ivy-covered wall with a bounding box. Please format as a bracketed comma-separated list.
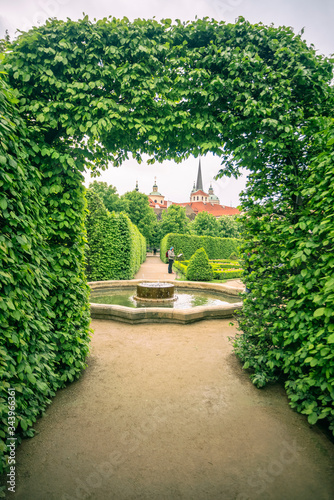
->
[160, 233, 240, 263]
[85, 191, 146, 281]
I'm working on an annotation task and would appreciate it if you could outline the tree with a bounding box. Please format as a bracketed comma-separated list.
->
[120, 190, 156, 244]
[190, 211, 220, 237]
[159, 205, 190, 239]
[88, 181, 128, 213]
[218, 215, 242, 238]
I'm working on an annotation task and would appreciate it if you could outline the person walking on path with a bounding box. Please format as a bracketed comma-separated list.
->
[167, 247, 175, 274]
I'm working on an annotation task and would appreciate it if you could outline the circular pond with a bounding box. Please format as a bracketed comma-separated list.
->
[89, 280, 243, 324]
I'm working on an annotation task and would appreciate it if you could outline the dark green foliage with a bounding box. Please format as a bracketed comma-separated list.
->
[231, 123, 334, 433]
[160, 233, 240, 263]
[88, 181, 128, 213]
[0, 76, 58, 474]
[0, 76, 91, 473]
[218, 216, 242, 238]
[186, 248, 213, 281]
[85, 191, 146, 281]
[159, 205, 190, 239]
[190, 211, 220, 237]
[120, 190, 157, 245]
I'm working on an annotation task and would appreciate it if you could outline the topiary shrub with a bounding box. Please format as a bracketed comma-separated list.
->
[186, 248, 213, 281]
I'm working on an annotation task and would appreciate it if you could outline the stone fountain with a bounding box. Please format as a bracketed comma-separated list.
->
[134, 282, 177, 304]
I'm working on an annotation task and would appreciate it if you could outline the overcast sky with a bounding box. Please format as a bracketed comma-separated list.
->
[1, 1, 333, 206]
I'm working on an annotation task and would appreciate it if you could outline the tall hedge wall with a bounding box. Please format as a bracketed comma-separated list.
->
[160, 233, 240, 263]
[233, 123, 334, 434]
[0, 76, 91, 475]
[85, 191, 146, 281]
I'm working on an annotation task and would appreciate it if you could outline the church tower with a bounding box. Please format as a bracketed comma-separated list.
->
[208, 183, 220, 205]
[148, 177, 165, 205]
[196, 158, 203, 191]
[190, 158, 209, 203]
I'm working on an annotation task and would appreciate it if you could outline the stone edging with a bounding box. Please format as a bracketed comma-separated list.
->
[89, 280, 243, 324]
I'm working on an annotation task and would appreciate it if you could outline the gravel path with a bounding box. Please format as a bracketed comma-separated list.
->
[8, 257, 334, 500]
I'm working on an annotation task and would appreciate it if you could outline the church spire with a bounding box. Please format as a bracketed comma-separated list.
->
[196, 158, 203, 191]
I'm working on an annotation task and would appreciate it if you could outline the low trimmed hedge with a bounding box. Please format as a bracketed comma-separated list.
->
[173, 259, 243, 281]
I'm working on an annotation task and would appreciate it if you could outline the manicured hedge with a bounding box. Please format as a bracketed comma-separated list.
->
[85, 191, 146, 281]
[186, 248, 213, 281]
[0, 77, 91, 475]
[160, 233, 241, 263]
[173, 259, 243, 281]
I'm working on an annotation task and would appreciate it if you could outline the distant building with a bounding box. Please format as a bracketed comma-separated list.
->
[148, 177, 169, 219]
[189, 158, 219, 204]
[175, 158, 240, 218]
[145, 160, 240, 219]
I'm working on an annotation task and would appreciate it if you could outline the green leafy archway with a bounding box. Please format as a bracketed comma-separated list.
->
[1, 16, 333, 467]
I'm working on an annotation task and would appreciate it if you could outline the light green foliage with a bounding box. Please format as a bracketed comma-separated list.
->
[85, 191, 145, 281]
[186, 248, 213, 281]
[189, 211, 220, 237]
[88, 181, 128, 213]
[232, 123, 334, 432]
[159, 205, 190, 240]
[160, 233, 240, 263]
[0, 76, 57, 473]
[1, 14, 333, 472]
[120, 190, 156, 245]
[218, 215, 242, 238]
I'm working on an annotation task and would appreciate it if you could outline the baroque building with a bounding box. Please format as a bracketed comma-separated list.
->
[146, 159, 240, 219]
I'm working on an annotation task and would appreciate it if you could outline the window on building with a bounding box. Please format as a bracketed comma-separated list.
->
[197, 196, 199, 200]
[154, 200, 157, 203]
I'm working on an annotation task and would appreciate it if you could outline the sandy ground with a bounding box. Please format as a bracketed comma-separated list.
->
[10, 319, 334, 500]
[6, 256, 334, 499]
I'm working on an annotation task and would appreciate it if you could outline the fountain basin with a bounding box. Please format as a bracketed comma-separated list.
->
[89, 280, 243, 324]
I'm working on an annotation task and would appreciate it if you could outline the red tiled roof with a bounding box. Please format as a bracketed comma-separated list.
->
[191, 189, 209, 197]
[149, 199, 168, 209]
[174, 202, 240, 217]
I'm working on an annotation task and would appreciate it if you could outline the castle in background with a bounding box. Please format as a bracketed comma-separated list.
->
[142, 159, 240, 219]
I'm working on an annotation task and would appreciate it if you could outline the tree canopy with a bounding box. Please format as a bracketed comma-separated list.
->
[159, 204, 190, 239]
[190, 211, 220, 237]
[88, 180, 128, 213]
[120, 190, 156, 244]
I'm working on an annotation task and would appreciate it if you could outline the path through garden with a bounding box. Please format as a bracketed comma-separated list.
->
[9, 257, 334, 500]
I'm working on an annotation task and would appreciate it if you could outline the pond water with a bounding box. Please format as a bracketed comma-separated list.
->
[90, 288, 240, 309]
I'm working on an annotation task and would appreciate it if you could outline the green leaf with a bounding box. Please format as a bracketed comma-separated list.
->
[307, 413, 318, 425]
[0, 198, 8, 210]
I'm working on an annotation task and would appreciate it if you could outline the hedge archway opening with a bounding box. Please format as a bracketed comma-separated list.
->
[1, 15, 333, 468]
